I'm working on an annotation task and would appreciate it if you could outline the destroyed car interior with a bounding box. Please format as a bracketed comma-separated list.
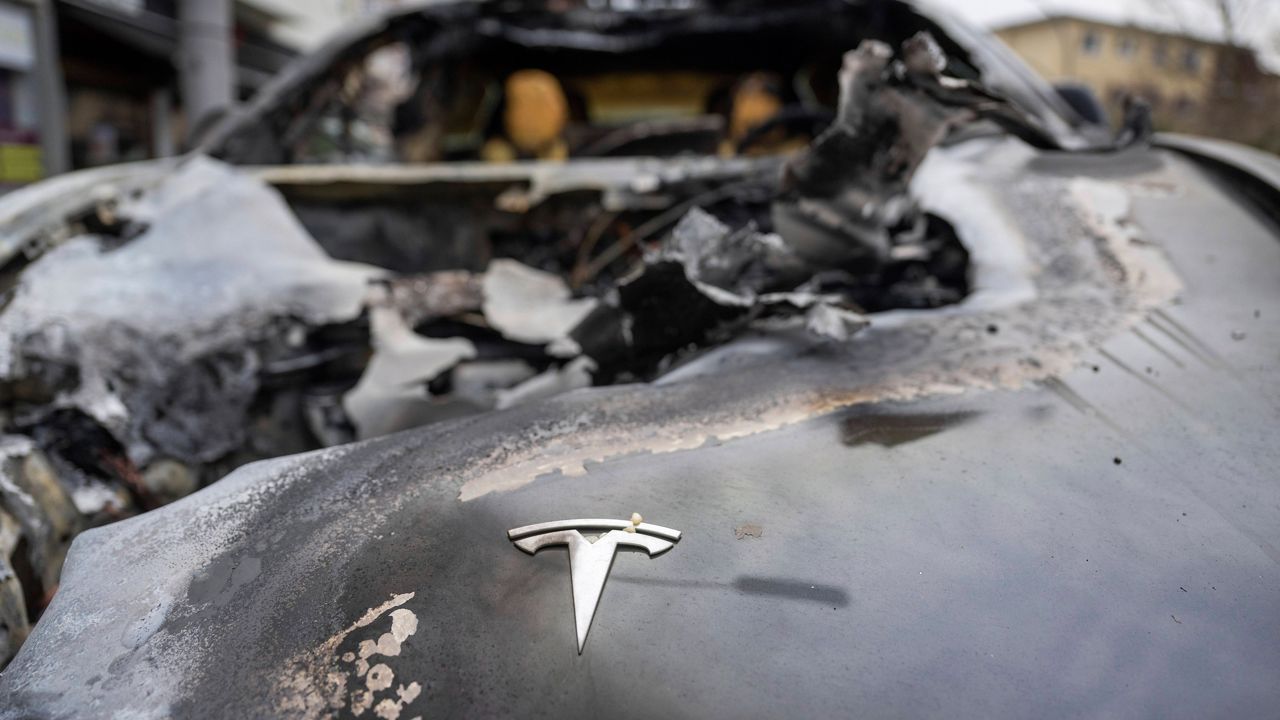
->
[1, 0, 1279, 717]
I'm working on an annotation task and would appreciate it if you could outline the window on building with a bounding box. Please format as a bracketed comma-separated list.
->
[1117, 36, 1139, 59]
[1153, 40, 1169, 66]
[1081, 29, 1102, 55]
[1183, 47, 1201, 73]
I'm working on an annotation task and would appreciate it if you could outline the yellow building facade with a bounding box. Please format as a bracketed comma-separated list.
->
[996, 16, 1222, 130]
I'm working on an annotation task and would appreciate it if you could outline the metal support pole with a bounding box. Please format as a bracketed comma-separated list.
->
[150, 87, 174, 157]
[177, 0, 234, 142]
[29, 0, 68, 175]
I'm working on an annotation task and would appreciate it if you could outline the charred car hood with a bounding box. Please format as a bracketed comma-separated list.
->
[2, 138, 1279, 718]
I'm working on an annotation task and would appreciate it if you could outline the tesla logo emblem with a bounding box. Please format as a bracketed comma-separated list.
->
[508, 514, 681, 653]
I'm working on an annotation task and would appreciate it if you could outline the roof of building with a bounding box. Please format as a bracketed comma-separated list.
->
[995, 13, 1225, 48]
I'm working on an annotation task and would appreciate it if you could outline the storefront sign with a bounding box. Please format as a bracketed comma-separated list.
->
[0, 4, 34, 71]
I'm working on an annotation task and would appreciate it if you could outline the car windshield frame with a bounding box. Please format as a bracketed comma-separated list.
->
[199, 0, 1092, 166]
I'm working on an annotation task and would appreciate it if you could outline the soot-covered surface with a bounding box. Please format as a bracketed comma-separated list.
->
[10, 141, 1276, 718]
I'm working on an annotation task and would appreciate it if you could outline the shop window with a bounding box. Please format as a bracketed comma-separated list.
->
[0, 52, 44, 184]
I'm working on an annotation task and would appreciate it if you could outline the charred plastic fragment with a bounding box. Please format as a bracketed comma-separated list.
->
[573, 208, 867, 380]
[776, 33, 1059, 274]
[0, 437, 81, 663]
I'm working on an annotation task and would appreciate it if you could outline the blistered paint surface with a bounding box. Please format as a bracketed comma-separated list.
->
[273, 591, 423, 718]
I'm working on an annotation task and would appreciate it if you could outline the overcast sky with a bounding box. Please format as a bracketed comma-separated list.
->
[945, 0, 1280, 70]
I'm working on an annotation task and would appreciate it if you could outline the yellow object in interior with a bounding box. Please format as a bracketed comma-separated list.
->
[504, 69, 569, 156]
[480, 137, 517, 163]
[729, 73, 783, 141]
[574, 72, 720, 124]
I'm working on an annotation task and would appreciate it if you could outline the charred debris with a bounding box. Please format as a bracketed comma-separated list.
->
[0, 31, 1147, 663]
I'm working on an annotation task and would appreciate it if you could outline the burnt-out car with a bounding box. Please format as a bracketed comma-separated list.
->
[1, 0, 1279, 717]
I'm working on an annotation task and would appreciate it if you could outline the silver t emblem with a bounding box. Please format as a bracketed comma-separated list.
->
[508, 515, 681, 653]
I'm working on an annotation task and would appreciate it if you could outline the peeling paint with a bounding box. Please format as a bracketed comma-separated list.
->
[272, 591, 422, 718]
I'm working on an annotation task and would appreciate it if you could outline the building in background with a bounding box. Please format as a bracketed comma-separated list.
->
[0, 0, 382, 188]
[55, 0, 304, 170]
[996, 14, 1280, 151]
[0, 0, 64, 189]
